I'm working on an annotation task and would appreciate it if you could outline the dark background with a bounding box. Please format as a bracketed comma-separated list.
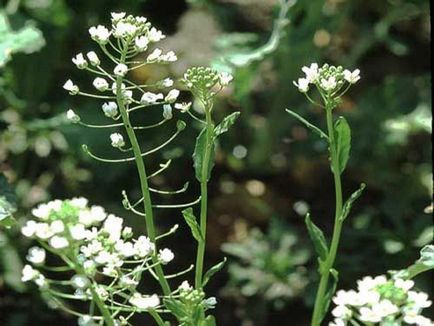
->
[0, 0, 431, 325]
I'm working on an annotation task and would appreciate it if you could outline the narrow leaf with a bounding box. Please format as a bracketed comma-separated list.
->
[163, 298, 186, 319]
[182, 208, 203, 242]
[214, 112, 241, 137]
[305, 213, 329, 261]
[203, 258, 227, 287]
[334, 116, 351, 173]
[340, 183, 366, 222]
[193, 128, 215, 182]
[321, 269, 339, 321]
[286, 109, 328, 140]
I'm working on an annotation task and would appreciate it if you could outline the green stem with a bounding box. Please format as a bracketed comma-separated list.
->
[195, 105, 214, 289]
[311, 103, 344, 326]
[116, 50, 171, 296]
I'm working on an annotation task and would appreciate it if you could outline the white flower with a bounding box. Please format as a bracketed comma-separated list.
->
[78, 210, 93, 226]
[158, 248, 174, 264]
[161, 78, 174, 87]
[72, 53, 88, 69]
[35, 223, 54, 239]
[50, 220, 65, 233]
[32, 203, 51, 219]
[69, 224, 87, 240]
[135, 36, 149, 51]
[34, 274, 47, 288]
[134, 236, 154, 257]
[115, 241, 136, 257]
[359, 307, 382, 323]
[112, 82, 126, 94]
[165, 89, 180, 103]
[320, 76, 337, 91]
[343, 69, 360, 84]
[329, 319, 346, 326]
[179, 281, 192, 291]
[71, 275, 90, 289]
[119, 275, 138, 287]
[302, 63, 319, 83]
[136, 16, 147, 24]
[163, 104, 173, 120]
[148, 27, 165, 42]
[147, 48, 162, 62]
[122, 90, 134, 103]
[66, 109, 80, 123]
[140, 92, 164, 105]
[89, 25, 111, 44]
[70, 197, 88, 208]
[219, 72, 233, 86]
[81, 240, 103, 257]
[102, 215, 123, 241]
[408, 291, 432, 308]
[102, 102, 118, 118]
[357, 275, 387, 291]
[174, 102, 192, 113]
[333, 290, 359, 306]
[26, 247, 46, 265]
[22, 264, 40, 282]
[293, 78, 310, 93]
[331, 305, 352, 319]
[113, 21, 137, 38]
[95, 286, 109, 301]
[86, 51, 100, 66]
[122, 227, 133, 239]
[129, 293, 160, 309]
[111, 12, 126, 22]
[21, 220, 38, 237]
[160, 51, 177, 62]
[404, 314, 433, 326]
[395, 278, 414, 291]
[50, 236, 69, 249]
[63, 79, 79, 95]
[78, 315, 96, 326]
[110, 133, 125, 148]
[83, 260, 96, 275]
[114, 63, 128, 77]
[48, 200, 62, 212]
[93, 77, 109, 92]
[374, 299, 399, 317]
[90, 206, 107, 222]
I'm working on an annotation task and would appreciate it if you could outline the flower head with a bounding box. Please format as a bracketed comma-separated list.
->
[63, 80, 79, 95]
[159, 248, 174, 264]
[72, 53, 88, 69]
[86, 51, 100, 66]
[89, 25, 111, 44]
[343, 69, 360, 84]
[293, 78, 309, 93]
[66, 109, 80, 123]
[114, 63, 128, 77]
[93, 77, 109, 92]
[110, 133, 125, 148]
[26, 247, 46, 265]
[102, 102, 118, 118]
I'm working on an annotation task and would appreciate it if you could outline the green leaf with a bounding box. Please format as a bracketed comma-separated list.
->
[203, 315, 217, 326]
[305, 213, 328, 261]
[182, 208, 203, 242]
[193, 128, 215, 182]
[286, 109, 328, 140]
[334, 116, 351, 173]
[397, 245, 434, 279]
[340, 183, 366, 222]
[0, 173, 17, 229]
[203, 258, 227, 287]
[214, 112, 240, 137]
[321, 269, 339, 321]
[419, 244, 434, 268]
[0, 11, 45, 67]
[163, 298, 187, 320]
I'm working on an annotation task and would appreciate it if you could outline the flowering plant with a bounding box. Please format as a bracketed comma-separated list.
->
[21, 12, 237, 326]
[288, 63, 433, 326]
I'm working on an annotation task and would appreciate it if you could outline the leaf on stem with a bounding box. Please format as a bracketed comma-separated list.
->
[321, 268, 339, 322]
[305, 213, 329, 262]
[203, 315, 217, 326]
[214, 112, 240, 138]
[339, 183, 366, 222]
[202, 257, 227, 287]
[163, 298, 187, 320]
[395, 245, 434, 279]
[193, 128, 215, 182]
[334, 116, 351, 173]
[286, 109, 328, 140]
[182, 208, 203, 242]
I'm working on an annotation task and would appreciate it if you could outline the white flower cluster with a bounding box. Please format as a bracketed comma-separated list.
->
[329, 275, 433, 326]
[293, 63, 360, 94]
[21, 198, 174, 292]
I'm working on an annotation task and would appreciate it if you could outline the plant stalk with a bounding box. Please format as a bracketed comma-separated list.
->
[311, 103, 344, 326]
[195, 105, 214, 289]
[116, 49, 171, 296]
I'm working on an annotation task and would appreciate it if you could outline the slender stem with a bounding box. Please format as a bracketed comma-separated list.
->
[116, 49, 171, 296]
[195, 105, 214, 289]
[311, 102, 344, 326]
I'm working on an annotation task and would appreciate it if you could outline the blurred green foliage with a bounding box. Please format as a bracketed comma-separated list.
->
[0, 0, 431, 325]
